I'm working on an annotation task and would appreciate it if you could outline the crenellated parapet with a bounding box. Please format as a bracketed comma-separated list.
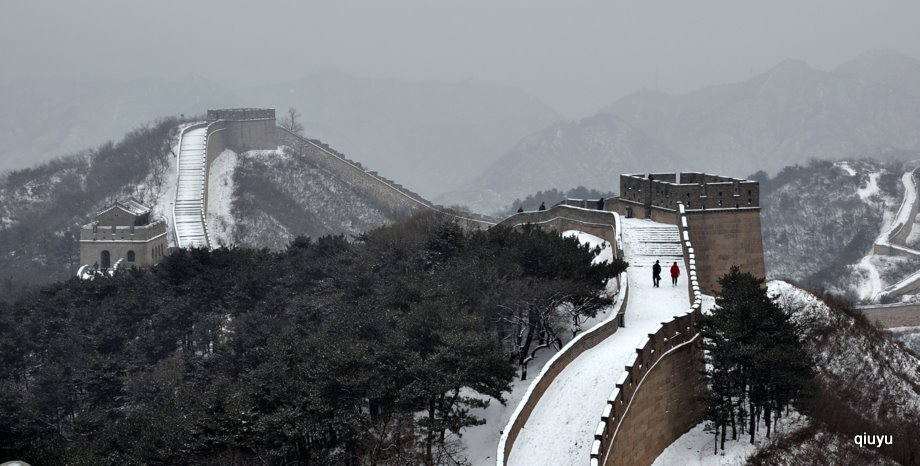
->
[619, 172, 759, 213]
[612, 173, 765, 294]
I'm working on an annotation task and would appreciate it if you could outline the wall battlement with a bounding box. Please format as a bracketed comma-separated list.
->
[611, 172, 766, 294]
[207, 108, 276, 121]
[619, 172, 760, 212]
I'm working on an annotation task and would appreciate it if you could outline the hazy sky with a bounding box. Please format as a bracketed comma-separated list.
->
[2, 0, 919, 118]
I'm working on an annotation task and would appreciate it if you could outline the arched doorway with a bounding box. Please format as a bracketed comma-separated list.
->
[101, 250, 111, 269]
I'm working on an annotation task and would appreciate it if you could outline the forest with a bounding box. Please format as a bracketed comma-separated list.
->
[0, 212, 626, 465]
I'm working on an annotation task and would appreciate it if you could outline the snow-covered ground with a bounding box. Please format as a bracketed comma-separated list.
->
[858, 171, 881, 202]
[855, 255, 883, 302]
[507, 219, 690, 466]
[831, 168, 920, 303]
[460, 230, 620, 466]
[835, 161, 856, 177]
[206, 149, 238, 247]
[876, 171, 916, 243]
[652, 412, 807, 466]
[149, 136, 180, 247]
[769, 280, 920, 420]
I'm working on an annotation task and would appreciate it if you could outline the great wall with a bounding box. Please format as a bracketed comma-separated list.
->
[78, 108, 774, 465]
[857, 167, 920, 327]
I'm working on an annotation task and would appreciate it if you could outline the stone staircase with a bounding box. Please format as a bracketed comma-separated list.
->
[622, 221, 684, 271]
[173, 126, 210, 248]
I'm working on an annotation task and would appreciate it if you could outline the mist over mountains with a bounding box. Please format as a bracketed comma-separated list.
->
[445, 50, 920, 213]
[0, 71, 561, 199]
[6, 50, 920, 217]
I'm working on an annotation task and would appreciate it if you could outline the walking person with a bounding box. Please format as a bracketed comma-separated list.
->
[596, 197, 605, 210]
[652, 260, 662, 288]
[670, 261, 680, 286]
[538, 201, 546, 211]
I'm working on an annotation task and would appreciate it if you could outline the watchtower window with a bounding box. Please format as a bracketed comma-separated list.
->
[127, 250, 135, 262]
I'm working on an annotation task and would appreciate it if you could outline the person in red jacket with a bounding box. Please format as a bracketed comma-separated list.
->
[670, 261, 680, 286]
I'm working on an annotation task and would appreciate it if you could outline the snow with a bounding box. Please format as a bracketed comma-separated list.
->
[652, 412, 807, 466]
[857, 172, 881, 202]
[768, 280, 920, 421]
[150, 137, 180, 247]
[206, 149, 238, 247]
[460, 231, 621, 466]
[877, 171, 916, 243]
[507, 219, 690, 466]
[835, 161, 856, 177]
[855, 255, 883, 302]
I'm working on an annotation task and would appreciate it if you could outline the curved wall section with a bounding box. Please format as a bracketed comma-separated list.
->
[592, 203, 705, 466]
[496, 208, 624, 465]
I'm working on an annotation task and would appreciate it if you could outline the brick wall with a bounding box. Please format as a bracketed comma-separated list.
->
[684, 209, 765, 294]
[79, 224, 168, 268]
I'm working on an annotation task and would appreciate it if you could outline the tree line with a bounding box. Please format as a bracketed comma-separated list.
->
[0, 212, 626, 465]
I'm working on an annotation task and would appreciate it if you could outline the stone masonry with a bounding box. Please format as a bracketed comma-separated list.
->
[612, 172, 766, 293]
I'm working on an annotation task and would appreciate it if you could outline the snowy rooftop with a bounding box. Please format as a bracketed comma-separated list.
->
[96, 197, 151, 217]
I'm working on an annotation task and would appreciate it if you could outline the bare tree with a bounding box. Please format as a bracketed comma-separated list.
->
[279, 107, 304, 135]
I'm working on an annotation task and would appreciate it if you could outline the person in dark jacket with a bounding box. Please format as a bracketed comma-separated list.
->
[517, 206, 524, 213]
[670, 261, 680, 286]
[652, 260, 662, 288]
[538, 202, 546, 211]
[597, 197, 605, 210]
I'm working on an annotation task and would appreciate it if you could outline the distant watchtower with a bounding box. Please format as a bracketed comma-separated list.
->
[79, 198, 168, 271]
[614, 172, 765, 293]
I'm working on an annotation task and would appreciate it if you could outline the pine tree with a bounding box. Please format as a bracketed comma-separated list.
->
[700, 265, 813, 451]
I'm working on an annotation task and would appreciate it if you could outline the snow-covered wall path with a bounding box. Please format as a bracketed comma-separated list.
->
[173, 126, 210, 248]
[507, 219, 689, 466]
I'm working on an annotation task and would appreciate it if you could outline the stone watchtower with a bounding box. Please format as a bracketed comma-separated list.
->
[614, 172, 766, 294]
[79, 198, 169, 270]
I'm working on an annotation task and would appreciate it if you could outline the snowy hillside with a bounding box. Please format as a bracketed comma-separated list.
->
[0, 119, 179, 293]
[229, 148, 399, 250]
[770, 281, 920, 422]
[759, 159, 903, 290]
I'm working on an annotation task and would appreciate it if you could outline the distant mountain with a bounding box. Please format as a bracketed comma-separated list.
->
[237, 71, 563, 197]
[438, 114, 677, 213]
[453, 51, 920, 213]
[0, 72, 562, 200]
[834, 49, 920, 97]
[603, 53, 920, 177]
